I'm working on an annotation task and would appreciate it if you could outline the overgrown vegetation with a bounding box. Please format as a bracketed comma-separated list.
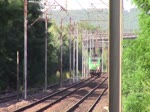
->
[122, 0, 150, 111]
[0, 0, 71, 90]
[0, 0, 24, 90]
[0, 0, 84, 91]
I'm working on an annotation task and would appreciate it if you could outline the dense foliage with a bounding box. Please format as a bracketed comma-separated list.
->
[0, 0, 24, 90]
[122, 0, 150, 111]
[0, 0, 83, 91]
[0, 0, 63, 90]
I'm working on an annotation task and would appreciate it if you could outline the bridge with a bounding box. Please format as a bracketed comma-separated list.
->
[81, 30, 137, 48]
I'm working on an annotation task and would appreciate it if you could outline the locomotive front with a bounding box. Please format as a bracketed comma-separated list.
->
[89, 56, 102, 77]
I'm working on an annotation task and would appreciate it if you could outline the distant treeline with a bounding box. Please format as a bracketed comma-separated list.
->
[51, 8, 139, 31]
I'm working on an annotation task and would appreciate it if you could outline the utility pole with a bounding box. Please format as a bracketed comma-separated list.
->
[82, 30, 86, 78]
[65, 0, 67, 11]
[76, 24, 79, 81]
[17, 51, 20, 101]
[81, 32, 84, 78]
[102, 31, 104, 73]
[44, 0, 48, 90]
[91, 33, 93, 56]
[60, 19, 63, 87]
[87, 30, 89, 78]
[24, 0, 28, 100]
[82, 31, 86, 79]
[82, 32, 83, 78]
[109, 0, 122, 112]
[69, 17, 72, 81]
[73, 37, 75, 83]
[89, 31, 91, 56]
[73, 22, 76, 82]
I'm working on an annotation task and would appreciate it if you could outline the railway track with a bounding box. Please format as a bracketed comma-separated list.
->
[0, 79, 70, 104]
[14, 74, 107, 112]
[87, 86, 108, 112]
[66, 77, 108, 112]
[0, 94, 18, 104]
[14, 77, 94, 112]
[46, 75, 108, 112]
[0, 90, 13, 96]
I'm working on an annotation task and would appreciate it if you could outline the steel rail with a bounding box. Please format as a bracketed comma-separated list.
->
[36, 77, 97, 112]
[66, 77, 108, 112]
[0, 79, 69, 104]
[87, 86, 108, 112]
[0, 90, 12, 95]
[0, 95, 18, 104]
[14, 77, 92, 112]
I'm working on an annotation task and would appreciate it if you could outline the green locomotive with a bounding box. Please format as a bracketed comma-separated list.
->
[89, 56, 102, 77]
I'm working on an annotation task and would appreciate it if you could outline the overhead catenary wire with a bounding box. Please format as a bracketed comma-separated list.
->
[54, 0, 67, 12]
[28, 2, 56, 28]
[74, 0, 89, 16]
[90, 3, 105, 19]
[86, 0, 108, 28]
[99, 0, 108, 7]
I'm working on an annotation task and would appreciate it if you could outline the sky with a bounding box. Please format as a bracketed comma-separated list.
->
[47, 0, 135, 11]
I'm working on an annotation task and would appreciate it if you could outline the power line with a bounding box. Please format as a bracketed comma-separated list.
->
[54, 0, 67, 12]
[90, 3, 105, 18]
[74, 0, 88, 14]
[99, 0, 108, 7]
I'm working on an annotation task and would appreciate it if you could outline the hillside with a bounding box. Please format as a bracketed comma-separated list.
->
[50, 8, 139, 31]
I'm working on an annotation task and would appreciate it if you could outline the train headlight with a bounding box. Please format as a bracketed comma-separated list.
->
[97, 66, 99, 70]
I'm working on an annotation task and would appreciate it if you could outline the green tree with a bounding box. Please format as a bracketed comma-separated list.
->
[122, 0, 150, 111]
[0, 0, 48, 89]
[0, 0, 24, 90]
